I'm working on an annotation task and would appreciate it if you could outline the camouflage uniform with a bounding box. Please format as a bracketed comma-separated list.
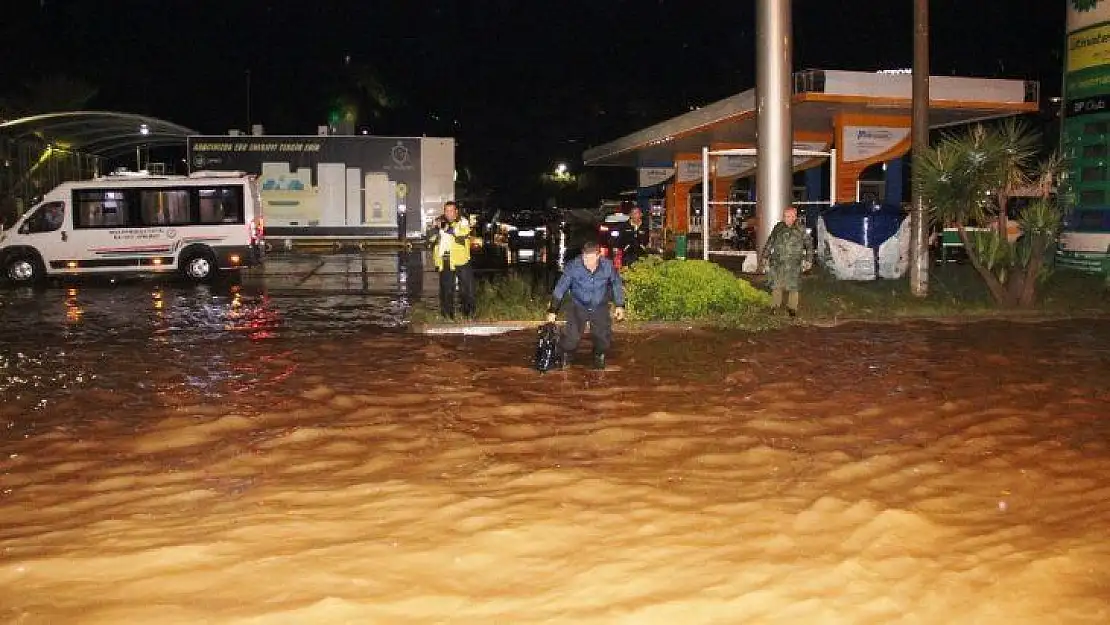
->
[761, 220, 813, 313]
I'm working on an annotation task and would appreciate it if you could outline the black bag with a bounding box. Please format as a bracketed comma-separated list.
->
[533, 322, 563, 372]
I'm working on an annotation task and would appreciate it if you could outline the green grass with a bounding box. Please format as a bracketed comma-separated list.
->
[474, 273, 551, 321]
[1036, 267, 1110, 313]
[411, 263, 1110, 329]
[411, 273, 550, 325]
[797, 264, 1110, 320]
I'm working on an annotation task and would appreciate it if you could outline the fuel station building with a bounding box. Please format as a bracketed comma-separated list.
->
[583, 69, 1039, 238]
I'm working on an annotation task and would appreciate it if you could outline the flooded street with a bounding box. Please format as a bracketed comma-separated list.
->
[2, 271, 1110, 622]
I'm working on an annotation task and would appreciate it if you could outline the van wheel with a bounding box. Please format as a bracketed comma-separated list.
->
[5, 253, 44, 285]
[180, 249, 217, 283]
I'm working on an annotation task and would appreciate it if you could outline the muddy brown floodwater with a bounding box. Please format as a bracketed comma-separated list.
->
[3, 314, 1110, 623]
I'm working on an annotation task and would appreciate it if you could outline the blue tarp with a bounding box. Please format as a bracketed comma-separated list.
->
[816, 203, 905, 250]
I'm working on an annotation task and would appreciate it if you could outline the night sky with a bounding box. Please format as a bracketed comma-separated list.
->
[2, 1, 1065, 206]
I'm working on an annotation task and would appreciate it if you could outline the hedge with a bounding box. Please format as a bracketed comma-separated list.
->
[622, 257, 772, 325]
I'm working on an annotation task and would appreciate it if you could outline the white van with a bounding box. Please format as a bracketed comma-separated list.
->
[0, 171, 264, 285]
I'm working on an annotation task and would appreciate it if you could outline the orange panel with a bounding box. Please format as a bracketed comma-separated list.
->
[836, 163, 863, 204]
[665, 184, 677, 230]
[673, 183, 692, 232]
[711, 175, 731, 233]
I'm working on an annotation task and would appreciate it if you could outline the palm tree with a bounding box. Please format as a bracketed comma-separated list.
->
[992, 117, 1040, 238]
[326, 62, 400, 132]
[351, 64, 398, 121]
[914, 120, 1066, 308]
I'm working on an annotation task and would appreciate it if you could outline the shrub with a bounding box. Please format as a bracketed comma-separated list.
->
[621, 257, 772, 326]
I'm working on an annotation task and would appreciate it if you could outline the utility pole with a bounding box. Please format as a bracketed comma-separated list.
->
[755, 0, 793, 255]
[909, 0, 930, 297]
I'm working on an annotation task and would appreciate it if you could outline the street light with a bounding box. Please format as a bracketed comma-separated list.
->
[137, 124, 150, 171]
[555, 163, 568, 176]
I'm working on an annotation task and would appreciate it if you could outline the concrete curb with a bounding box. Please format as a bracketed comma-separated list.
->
[409, 312, 1110, 336]
[414, 322, 542, 336]
[410, 320, 703, 336]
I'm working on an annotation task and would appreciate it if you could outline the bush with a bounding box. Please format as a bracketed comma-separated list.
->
[621, 257, 772, 326]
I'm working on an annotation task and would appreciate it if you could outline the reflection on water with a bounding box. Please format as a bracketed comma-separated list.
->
[0, 253, 422, 338]
[1, 319, 1110, 622]
[0, 253, 424, 405]
[1, 280, 404, 344]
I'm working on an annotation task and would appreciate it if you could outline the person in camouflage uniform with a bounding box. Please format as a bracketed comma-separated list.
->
[759, 206, 813, 318]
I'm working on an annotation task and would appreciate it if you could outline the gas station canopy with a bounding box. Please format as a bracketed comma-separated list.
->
[0, 111, 197, 158]
[583, 70, 1039, 168]
[583, 69, 1040, 236]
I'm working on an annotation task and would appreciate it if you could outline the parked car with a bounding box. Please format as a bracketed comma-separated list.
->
[499, 210, 558, 263]
[597, 212, 649, 267]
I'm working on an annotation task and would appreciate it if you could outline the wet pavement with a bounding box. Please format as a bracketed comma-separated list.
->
[2, 254, 1110, 623]
[0, 248, 553, 413]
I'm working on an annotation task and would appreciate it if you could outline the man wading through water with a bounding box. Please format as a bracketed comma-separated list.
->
[547, 242, 626, 370]
[759, 205, 813, 318]
[427, 201, 475, 320]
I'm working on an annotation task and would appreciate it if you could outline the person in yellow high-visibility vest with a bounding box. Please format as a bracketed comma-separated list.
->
[427, 201, 475, 319]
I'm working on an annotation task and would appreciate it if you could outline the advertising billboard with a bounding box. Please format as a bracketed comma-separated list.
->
[1058, 0, 1110, 272]
[1067, 0, 1110, 111]
[188, 135, 454, 237]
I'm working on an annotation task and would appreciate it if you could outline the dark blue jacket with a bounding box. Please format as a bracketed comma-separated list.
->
[551, 255, 625, 312]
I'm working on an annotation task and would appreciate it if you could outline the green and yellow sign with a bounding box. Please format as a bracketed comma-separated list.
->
[1069, 23, 1110, 72]
[1067, 0, 1110, 104]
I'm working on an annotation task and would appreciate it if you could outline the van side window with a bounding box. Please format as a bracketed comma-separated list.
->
[139, 189, 192, 226]
[75, 190, 132, 228]
[198, 187, 244, 224]
[19, 202, 67, 234]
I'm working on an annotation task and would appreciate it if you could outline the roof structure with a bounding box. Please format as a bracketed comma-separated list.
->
[583, 70, 1040, 167]
[0, 111, 197, 158]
